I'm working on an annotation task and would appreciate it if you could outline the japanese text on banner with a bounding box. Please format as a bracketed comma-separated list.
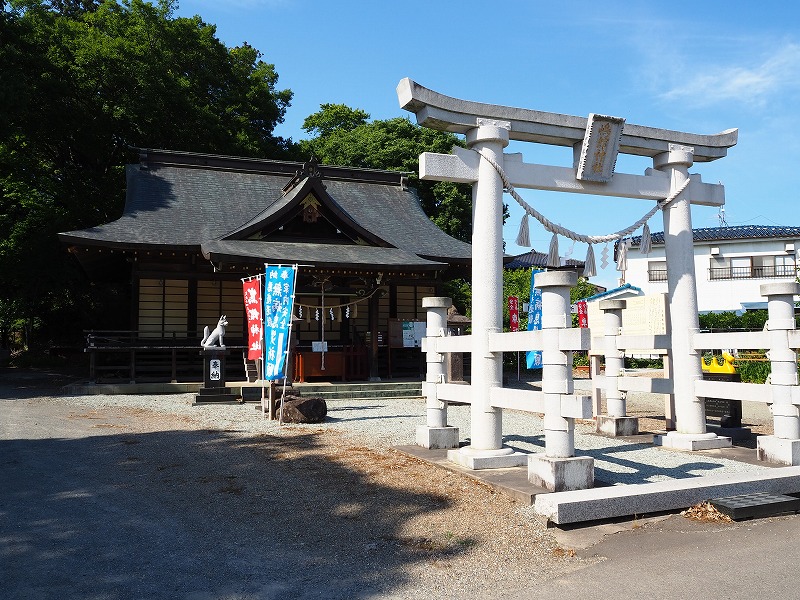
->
[526, 271, 542, 370]
[508, 296, 519, 332]
[263, 265, 296, 380]
[242, 278, 263, 361]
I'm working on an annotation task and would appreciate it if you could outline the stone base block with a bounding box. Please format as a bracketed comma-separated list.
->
[528, 455, 594, 492]
[194, 386, 240, 404]
[596, 416, 639, 437]
[447, 446, 528, 470]
[706, 425, 752, 441]
[416, 425, 460, 449]
[653, 431, 732, 451]
[757, 435, 800, 466]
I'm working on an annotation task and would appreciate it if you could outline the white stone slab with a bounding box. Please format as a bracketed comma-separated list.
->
[534, 467, 800, 524]
[653, 432, 732, 451]
[447, 447, 528, 470]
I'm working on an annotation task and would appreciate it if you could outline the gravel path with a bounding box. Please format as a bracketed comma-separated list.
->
[0, 369, 778, 599]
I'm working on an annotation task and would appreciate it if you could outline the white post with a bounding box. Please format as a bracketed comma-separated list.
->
[653, 144, 730, 450]
[446, 121, 526, 469]
[602, 299, 626, 417]
[596, 299, 638, 436]
[417, 297, 459, 449]
[757, 282, 800, 465]
[528, 269, 594, 491]
[466, 122, 506, 452]
[538, 270, 577, 458]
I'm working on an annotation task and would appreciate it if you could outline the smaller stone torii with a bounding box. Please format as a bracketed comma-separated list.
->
[398, 78, 740, 489]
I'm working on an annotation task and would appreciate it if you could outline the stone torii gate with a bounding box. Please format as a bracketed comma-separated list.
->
[398, 79, 739, 475]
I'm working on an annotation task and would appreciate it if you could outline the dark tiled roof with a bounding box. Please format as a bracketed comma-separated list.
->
[202, 241, 446, 271]
[59, 150, 472, 266]
[504, 249, 584, 270]
[629, 225, 800, 248]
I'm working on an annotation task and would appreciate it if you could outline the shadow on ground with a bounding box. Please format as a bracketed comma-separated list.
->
[1, 409, 467, 599]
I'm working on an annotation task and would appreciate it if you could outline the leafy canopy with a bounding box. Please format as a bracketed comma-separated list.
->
[298, 104, 474, 242]
[0, 0, 293, 348]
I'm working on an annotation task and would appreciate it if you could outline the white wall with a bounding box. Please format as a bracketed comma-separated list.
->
[625, 237, 798, 313]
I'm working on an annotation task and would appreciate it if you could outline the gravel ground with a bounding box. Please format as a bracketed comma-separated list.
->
[0, 369, 778, 599]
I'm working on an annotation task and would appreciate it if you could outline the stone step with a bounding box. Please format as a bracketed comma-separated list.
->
[238, 382, 422, 402]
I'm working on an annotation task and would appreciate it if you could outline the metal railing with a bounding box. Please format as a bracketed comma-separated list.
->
[708, 266, 796, 280]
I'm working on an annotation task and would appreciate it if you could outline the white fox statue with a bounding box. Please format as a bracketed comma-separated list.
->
[201, 315, 228, 348]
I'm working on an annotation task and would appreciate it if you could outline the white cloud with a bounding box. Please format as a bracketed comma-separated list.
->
[660, 42, 800, 108]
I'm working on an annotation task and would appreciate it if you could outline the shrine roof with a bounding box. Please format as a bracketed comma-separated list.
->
[59, 149, 472, 267]
[629, 225, 800, 247]
[201, 240, 447, 271]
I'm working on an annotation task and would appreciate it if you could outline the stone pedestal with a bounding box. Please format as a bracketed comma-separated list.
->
[194, 348, 240, 404]
[653, 431, 731, 451]
[596, 415, 639, 437]
[757, 435, 800, 466]
[447, 446, 527, 470]
[416, 425, 460, 449]
[528, 454, 594, 492]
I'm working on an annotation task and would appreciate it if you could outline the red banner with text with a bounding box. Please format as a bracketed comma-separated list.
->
[243, 278, 263, 360]
[508, 296, 519, 332]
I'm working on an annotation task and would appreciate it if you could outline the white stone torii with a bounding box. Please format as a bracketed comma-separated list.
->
[398, 78, 739, 464]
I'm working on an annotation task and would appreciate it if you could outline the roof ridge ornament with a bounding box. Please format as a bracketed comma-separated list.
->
[281, 157, 323, 195]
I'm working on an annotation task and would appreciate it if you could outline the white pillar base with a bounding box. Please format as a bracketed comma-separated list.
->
[416, 425, 460, 450]
[757, 435, 800, 466]
[447, 445, 528, 470]
[596, 416, 639, 437]
[653, 431, 732, 451]
[528, 455, 594, 492]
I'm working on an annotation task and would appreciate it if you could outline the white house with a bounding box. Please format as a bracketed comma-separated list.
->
[621, 225, 800, 313]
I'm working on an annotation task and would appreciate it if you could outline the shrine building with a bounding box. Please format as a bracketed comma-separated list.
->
[59, 149, 472, 382]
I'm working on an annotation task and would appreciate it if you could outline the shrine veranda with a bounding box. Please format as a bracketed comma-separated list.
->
[399, 79, 800, 495]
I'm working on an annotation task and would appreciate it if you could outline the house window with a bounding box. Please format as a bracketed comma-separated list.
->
[730, 257, 751, 279]
[776, 255, 796, 277]
[708, 255, 796, 280]
[647, 261, 667, 282]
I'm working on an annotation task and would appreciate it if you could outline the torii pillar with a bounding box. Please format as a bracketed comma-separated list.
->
[447, 120, 528, 469]
[653, 145, 731, 451]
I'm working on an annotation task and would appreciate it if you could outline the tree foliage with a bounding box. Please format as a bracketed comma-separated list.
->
[0, 0, 293, 349]
[298, 104, 474, 242]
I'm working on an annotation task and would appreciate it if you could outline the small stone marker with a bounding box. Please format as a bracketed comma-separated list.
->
[710, 492, 800, 520]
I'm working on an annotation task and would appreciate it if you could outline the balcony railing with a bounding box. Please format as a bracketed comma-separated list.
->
[708, 266, 797, 280]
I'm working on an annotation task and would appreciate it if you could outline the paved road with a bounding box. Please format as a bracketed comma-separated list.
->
[518, 513, 800, 599]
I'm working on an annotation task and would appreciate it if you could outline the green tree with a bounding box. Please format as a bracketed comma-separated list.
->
[298, 104, 474, 242]
[0, 0, 293, 351]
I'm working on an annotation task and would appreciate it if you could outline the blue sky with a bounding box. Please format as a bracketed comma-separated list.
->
[177, 0, 800, 290]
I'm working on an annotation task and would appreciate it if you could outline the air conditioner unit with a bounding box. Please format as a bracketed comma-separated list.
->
[710, 247, 720, 255]
[785, 242, 795, 252]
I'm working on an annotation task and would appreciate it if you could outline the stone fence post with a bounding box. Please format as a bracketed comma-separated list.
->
[757, 282, 800, 465]
[416, 297, 460, 449]
[596, 299, 638, 436]
[528, 270, 594, 491]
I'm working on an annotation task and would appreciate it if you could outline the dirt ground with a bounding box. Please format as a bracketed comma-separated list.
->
[0, 369, 595, 600]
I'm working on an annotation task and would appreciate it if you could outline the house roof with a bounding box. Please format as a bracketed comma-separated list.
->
[59, 149, 472, 270]
[504, 249, 585, 270]
[628, 225, 800, 248]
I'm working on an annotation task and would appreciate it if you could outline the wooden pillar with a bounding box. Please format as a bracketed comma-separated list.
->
[368, 291, 381, 381]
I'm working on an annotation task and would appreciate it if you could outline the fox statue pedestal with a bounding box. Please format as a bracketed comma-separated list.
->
[194, 348, 240, 405]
